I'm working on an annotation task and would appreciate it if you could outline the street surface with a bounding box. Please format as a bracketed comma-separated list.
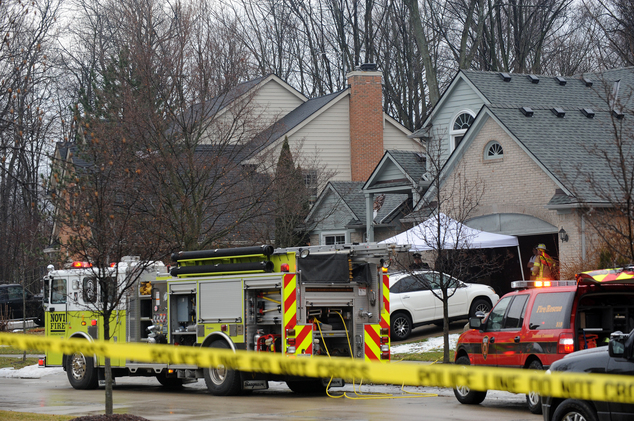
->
[0, 370, 542, 421]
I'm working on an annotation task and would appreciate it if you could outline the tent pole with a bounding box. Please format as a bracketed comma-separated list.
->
[517, 245, 526, 280]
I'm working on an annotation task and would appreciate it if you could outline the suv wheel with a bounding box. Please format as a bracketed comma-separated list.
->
[526, 360, 543, 414]
[469, 298, 491, 318]
[552, 399, 598, 421]
[390, 313, 412, 341]
[453, 355, 487, 404]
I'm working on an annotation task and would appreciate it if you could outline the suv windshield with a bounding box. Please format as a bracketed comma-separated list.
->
[528, 291, 575, 329]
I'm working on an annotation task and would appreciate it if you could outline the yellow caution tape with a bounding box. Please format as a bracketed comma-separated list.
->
[2, 332, 634, 403]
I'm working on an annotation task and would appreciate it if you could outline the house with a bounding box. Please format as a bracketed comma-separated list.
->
[401, 68, 634, 275]
[48, 65, 419, 253]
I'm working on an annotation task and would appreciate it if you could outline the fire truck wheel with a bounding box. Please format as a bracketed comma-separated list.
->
[286, 379, 327, 394]
[390, 312, 412, 341]
[526, 360, 544, 414]
[156, 372, 184, 389]
[453, 356, 487, 405]
[66, 351, 98, 390]
[203, 340, 242, 396]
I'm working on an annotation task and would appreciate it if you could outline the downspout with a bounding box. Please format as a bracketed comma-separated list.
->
[581, 214, 586, 262]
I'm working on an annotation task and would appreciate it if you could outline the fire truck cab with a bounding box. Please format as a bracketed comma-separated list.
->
[42, 243, 404, 395]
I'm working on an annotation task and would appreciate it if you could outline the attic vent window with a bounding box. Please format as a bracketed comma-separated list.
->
[555, 76, 567, 86]
[520, 106, 534, 117]
[484, 141, 503, 160]
[552, 107, 566, 118]
[499, 72, 511, 82]
[613, 109, 625, 120]
[582, 77, 593, 87]
[581, 108, 595, 118]
[528, 75, 540, 84]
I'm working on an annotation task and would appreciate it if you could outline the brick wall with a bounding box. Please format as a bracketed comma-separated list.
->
[347, 70, 384, 182]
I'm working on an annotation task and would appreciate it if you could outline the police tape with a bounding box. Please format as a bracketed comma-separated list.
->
[2, 332, 634, 403]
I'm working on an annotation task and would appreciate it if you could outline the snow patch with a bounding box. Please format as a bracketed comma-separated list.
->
[0, 364, 63, 379]
[391, 334, 460, 354]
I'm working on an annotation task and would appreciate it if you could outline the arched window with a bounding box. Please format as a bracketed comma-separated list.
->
[484, 141, 503, 160]
[451, 111, 475, 151]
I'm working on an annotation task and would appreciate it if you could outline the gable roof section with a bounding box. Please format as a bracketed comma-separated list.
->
[307, 181, 409, 226]
[363, 150, 425, 193]
[412, 67, 634, 138]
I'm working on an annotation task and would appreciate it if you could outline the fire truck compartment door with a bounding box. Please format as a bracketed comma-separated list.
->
[199, 280, 243, 322]
[169, 282, 196, 294]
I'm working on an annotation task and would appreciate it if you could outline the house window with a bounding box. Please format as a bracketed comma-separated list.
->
[451, 111, 475, 151]
[323, 233, 346, 245]
[304, 170, 318, 205]
[484, 141, 503, 160]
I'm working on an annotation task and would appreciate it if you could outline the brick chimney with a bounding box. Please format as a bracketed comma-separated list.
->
[348, 64, 384, 182]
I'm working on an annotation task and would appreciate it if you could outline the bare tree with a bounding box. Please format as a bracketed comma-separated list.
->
[392, 133, 501, 363]
[555, 73, 634, 268]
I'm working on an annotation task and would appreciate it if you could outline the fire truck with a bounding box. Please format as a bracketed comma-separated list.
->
[42, 243, 404, 395]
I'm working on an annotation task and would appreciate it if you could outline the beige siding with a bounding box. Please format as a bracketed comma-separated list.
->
[287, 96, 352, 182]
[383, 118, 420, 151]
[252, 79, 305, 124]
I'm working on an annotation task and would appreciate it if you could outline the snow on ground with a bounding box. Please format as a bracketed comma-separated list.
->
[0, 364, 63, 379]
[390, 334, 460, 354]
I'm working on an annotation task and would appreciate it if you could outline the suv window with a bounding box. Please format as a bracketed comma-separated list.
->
[393, 276, 429, 293]
[529, 291, 575, 329]
[487, 295, 512, 331]
[505, 294, 529, 329]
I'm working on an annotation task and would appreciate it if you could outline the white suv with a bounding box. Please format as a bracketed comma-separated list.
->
[389, 271, 499, 340]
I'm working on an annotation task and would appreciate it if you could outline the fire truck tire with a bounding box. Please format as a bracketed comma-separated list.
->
[526, 360, 544, 414]
[286, 379, 327, 394]
[156, 372, 184, 389]
[65, 351, 98, 390]
[390, 312, 412, 341]
[453, 356, 487, 405]
[203, 340, 242, 396]
[469, 298, 491, 318]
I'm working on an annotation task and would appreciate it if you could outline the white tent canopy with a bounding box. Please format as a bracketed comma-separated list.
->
[380, 213, 524, 279]
[380, 213, 519, 251]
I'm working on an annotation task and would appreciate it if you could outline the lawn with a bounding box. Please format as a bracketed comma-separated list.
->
[0, 411, 74, 421]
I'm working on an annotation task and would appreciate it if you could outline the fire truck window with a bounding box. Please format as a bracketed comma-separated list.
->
[100, 277, 117, 303]
[83, 277, 97, 303]
[486, 295, 512, 331]
[51, 279, 67, 304]
[529, 292, 575, 329]
[504, 294, 529, 329]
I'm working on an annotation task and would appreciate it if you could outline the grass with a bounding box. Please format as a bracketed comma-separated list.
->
[392, 350, 455, 362]
[0, 328, 45, 355]
[0, 411, 74, 421]
[0, 356, 39, 369]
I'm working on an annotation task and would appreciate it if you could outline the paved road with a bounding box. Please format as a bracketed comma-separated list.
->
[0, 368, 542, 421]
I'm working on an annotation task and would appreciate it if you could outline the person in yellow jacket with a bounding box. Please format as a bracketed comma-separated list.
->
[533, 243, 556, 280]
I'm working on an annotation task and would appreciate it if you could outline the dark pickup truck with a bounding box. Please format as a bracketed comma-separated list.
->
[0, 284, 44, 325]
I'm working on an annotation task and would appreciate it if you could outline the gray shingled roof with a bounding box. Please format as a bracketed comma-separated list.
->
[488, 105, 629, 204]
[461, 68, 634, 111]
[386, 150, 426, 184]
